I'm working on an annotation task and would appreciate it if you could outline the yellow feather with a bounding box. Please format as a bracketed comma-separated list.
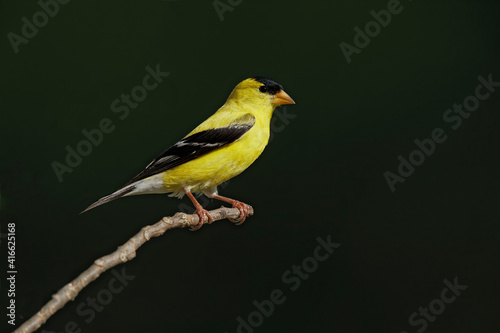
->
[162, 78, 276, 195]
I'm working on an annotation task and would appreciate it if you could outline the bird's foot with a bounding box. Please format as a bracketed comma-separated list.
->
[190, 206, 213, 231]
[229, 201, 251, 225]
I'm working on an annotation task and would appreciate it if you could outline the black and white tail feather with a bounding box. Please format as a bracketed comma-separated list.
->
[80, 185, 137, 214]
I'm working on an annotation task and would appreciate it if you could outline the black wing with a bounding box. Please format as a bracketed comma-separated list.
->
[122, 118, 254, 186]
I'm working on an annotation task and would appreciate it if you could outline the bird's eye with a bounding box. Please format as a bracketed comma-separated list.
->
[259, 86, 268, 93]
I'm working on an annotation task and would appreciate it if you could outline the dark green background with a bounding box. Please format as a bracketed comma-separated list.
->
[1, 0, 499, 332]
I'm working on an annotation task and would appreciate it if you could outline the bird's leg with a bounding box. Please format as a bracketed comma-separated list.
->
[203, 190, 251, 225]
[213, 195, 251, 225]
[184, 189, 213, 231]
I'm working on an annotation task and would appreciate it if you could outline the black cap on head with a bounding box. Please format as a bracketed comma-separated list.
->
[252, 76, 283, 95]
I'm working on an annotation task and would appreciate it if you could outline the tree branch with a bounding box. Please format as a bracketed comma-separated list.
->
[14, 206, 253, 333]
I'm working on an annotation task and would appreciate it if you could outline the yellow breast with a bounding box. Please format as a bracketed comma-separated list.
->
[161, 107, 273, 193]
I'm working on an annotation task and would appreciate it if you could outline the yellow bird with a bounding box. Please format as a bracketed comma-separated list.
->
[81, 77, 295, 230]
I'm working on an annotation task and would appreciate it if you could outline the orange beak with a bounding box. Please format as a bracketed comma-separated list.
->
[272, 90, 295, 105]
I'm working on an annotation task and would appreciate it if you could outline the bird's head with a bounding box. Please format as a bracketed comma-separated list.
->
[227, 76, 295, 108]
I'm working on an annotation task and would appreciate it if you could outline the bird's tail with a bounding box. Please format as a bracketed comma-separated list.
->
[80, 184, 136, 214]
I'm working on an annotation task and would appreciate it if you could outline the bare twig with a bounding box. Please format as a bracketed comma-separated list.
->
[14, 206, 253, 333]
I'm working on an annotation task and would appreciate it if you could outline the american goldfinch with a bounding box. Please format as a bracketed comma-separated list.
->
[81, 77, 295, 230]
